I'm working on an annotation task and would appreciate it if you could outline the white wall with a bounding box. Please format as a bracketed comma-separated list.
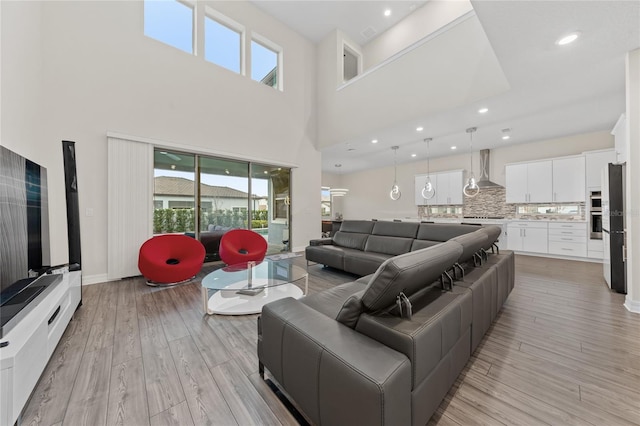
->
[625, 48, 640, 313]
[339, 130, 613, 219]
[362, 0, 473, 70]
[2, 1, 319, 280]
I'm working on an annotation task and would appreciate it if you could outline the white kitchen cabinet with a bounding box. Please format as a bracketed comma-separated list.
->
[552, 157, 585, 202]
[505, 161, 552, 203]
[415, 170, 463, 205]
[548, 222, 587, 257]
[585, 149, 616, 189]
[436, 171, 464, 205]
[507, 221, 548, 253]
[414, 174, 433, 205]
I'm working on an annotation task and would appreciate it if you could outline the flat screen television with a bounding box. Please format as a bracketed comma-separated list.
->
[0, 145, 60, 337]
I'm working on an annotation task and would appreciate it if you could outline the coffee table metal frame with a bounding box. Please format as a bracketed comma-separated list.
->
[201, 260, 308, 315]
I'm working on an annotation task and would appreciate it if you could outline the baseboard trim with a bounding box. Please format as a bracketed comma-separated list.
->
[82, 273, 113, 285]
[624, 298, 640, 314]
[511, 251, 601, 263]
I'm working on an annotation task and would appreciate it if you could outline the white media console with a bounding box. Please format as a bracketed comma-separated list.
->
[0, 270, 82, 426]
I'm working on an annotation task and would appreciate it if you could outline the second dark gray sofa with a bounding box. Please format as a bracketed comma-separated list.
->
[306, 220, 495, 276]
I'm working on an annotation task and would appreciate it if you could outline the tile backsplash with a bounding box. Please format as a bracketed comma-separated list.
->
[417, 187, 585, 220]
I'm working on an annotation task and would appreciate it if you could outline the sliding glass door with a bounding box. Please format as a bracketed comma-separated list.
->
[152, 148, 291, 261]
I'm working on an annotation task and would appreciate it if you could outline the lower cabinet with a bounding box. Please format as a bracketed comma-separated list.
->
[507, 222, 549, 253]
[548, 222, 587, 257]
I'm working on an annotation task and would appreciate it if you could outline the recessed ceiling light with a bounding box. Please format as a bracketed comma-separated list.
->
[371, 139, 378, 144]
[171, 164, 176, 170]
[478, 107, 489, 114]
[384, 9, 391, 17]
[264, 170, 268, 174]
[556, 32, 580, 46]
[502, 135, 510, 140]
[502, 128, 511, 140]
[411, 153, 417, 157]
[416, 126, 424, 132]
[334, 163, 342, 168]
[451, 146, 457, 150]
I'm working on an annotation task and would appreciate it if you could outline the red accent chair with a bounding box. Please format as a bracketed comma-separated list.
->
[138, 234, 205, 284]
[219, 229, 268, 266]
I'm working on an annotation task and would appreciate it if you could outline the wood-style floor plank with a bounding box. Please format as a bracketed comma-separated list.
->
[142, 347, 186, 417]
[63, 346, 113, 426]
[18, 255, 640, 426]
[149, 401, 195, 426]
[106, 357, 150, 426]
[168, 335, 237, 426]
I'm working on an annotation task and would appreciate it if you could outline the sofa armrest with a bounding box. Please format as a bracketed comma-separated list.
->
[309, 238, 334, 246]
[258, 298, 411, 426]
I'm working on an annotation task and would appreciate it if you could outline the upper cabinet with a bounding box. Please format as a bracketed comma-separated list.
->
[505, 161, 552, 203]
[552, 157, 585, 202]
[585, 149, 616, 189]
[415, 170, 464, 206]
[506, 155, 585, 203]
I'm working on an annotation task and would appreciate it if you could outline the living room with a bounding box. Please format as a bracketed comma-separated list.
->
[1, 0, 639, 425]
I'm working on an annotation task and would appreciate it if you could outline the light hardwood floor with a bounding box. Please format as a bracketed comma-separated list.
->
[20, 255, 640, 426]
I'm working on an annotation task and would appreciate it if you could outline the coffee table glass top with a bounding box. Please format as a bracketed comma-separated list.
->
[201, 259, 307, 291]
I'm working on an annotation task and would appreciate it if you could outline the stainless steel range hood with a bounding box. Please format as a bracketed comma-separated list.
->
[477, 149, 503, 189]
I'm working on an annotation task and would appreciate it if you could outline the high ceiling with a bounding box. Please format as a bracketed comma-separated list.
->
[252, 1, 640, 174]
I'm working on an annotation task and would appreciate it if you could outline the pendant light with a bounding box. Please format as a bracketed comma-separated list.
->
[389, 146, 401, 200]
[463, 127, 479, 198]
[421, 138, 435, 200]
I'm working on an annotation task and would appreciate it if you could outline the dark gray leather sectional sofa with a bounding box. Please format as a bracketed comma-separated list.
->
[305, 220, 489, 276]
[258, 221, 514, 425]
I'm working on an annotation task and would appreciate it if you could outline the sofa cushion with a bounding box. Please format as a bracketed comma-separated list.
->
[344, 250, 394, 276]
[416, 223, 480, 242]
[360, 241, 463, 313]
[371, 221, 420, 238]
[305, 245, 345, 269]
[365, 235, 414, 256]
[333, 231, 369, 250]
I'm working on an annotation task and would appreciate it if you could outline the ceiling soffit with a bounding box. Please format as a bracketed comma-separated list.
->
[317, 13, 510, 150]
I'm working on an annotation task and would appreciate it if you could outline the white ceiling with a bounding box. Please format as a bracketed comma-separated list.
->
[252, 1, 640, 173]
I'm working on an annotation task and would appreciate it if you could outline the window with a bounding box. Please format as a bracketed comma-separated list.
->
[251, 35, 282, 90]
[321, 187, 331, 217]
[204, 9, 243, 74]
[343, 44, 361, 82]
[144, 0, 194, 54]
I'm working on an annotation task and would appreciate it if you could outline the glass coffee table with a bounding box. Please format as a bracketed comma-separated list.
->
[201, 259, 308, 315]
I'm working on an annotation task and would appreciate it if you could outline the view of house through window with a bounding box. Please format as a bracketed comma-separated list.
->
[251, 39, 279, 88]
[144, 0, 194, 54]
[153, 149, 291, 260]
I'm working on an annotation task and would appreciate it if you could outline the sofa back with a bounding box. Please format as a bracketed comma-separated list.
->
[332, 220, 376, 250]
[360, 241, 463, 313]
[416, 223, 482, 242]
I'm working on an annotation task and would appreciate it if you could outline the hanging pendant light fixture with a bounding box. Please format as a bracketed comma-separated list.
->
[389, 146, 401, 200]
[463, 127, 480, 198]
[421, 138, 435, 200]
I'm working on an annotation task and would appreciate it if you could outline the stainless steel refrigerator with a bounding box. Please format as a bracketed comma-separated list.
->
[602, 163, 626, 294]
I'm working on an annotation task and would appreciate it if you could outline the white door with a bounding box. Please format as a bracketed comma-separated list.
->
[506, 225, 524, 251]
[505, 164, 528, 203]
[553, 157, 585, 202]
[522, 227, 549, 253]
[436, 173, 451, 205]
[527, 161, 553, 203]
[448, 170, 464, 205]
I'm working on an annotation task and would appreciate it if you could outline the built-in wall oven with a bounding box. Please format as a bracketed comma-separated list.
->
[590, 191, 602, 239]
